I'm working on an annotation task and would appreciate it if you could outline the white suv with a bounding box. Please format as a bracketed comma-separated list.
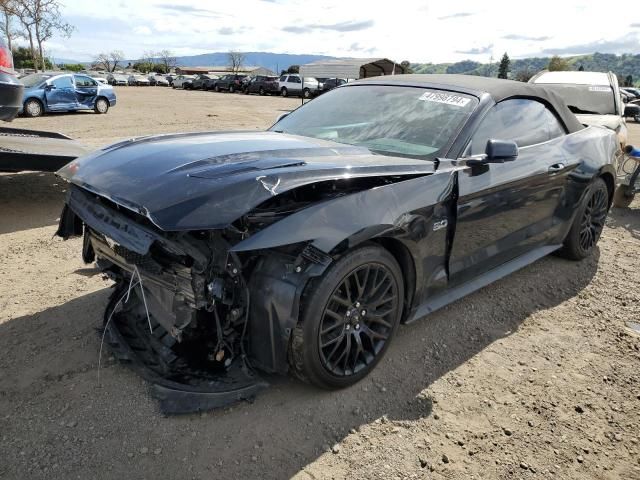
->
[278, 74, 323, 98]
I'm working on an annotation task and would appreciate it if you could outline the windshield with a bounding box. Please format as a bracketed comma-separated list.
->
[541, 84, 616, 115]
[271, 85, 478, 159]
[20, 73, 53, 88]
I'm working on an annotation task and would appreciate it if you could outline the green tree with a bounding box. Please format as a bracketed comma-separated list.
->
[624, 75, 633, 87]
[58, 63, 83, 72]
[548, 55, 570, 71]
[132, 61, 153, 73]
[153, 63, 167, 74]
[286, 65, 299, 74]
[400, 60, 413, 74]
[513, 67, 534, 82]
[12, 45, 51, 69]
[497, 52, 510, 79]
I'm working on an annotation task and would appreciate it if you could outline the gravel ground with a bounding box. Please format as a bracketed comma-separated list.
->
[0, 87, 639, 480]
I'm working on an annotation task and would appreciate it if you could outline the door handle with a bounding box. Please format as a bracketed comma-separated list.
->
[548, 163, 565, 173]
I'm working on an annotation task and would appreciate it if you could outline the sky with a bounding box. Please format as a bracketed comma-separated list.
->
[29, 0, 640, 63]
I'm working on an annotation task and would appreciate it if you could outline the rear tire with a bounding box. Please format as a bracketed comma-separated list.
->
[558, 177, 609, 260]
[281, 87, 288, 97]
[94, 97, 109, 114]
[23, 98, 44, 117]
[613, 184, 635, 208]
[229, 85, 235, 93]
[259, 87, 265, 96]
[303, 88, 311, 99]
[289, 245, 404, 389]
[215, 85, 220, 92]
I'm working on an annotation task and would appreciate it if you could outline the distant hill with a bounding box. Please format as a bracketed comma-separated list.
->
[53, 51, 337, 74]
[412, 52, 640, 85]
[157, 52, 336, 74]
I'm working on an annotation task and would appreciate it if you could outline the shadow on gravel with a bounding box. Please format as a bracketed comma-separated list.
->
[607, 205, 640, 240]
[0, 171, 67, 235]
[0, 251, 600, 479]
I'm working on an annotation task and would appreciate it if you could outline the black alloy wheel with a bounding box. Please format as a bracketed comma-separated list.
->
[559, 177, 609, 260]
[289, 245, 404, 389]
[579, 183, 608, 252]
[318, 264, 399, 377]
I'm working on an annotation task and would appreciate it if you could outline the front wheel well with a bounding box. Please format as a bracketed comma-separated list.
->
[96, 96, 110, 106]
[24, 97, 43, 107]
[599, 171, 615, 207]
[370, 237, 416, 321]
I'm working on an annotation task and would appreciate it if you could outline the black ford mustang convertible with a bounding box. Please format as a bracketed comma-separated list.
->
[56, 74, 617, 412]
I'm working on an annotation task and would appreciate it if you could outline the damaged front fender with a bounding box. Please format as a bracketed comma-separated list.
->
[231, 167, 459, 254]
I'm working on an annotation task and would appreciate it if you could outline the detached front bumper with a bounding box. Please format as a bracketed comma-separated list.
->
[103, 285, 267, 414]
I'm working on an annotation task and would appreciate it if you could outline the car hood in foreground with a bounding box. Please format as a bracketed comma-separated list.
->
[57, 131, 436, 231]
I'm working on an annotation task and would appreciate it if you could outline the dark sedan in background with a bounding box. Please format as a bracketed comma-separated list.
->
[243, 75, 279, 95]
[321, 78, 347, 92]
[56, 74, 617, 412]
[191, 74, 215, 90]
[213, 74, 248, 93]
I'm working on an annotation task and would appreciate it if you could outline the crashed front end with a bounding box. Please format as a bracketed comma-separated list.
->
[55, 131, 443, 413]
[58, 186, 273, 413]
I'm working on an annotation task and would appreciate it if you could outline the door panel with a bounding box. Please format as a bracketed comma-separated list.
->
[450, 138, 571, 284]
[45, 76, 77, 110]
[448, 99, 574, 284]
[74, 76, 98, 109]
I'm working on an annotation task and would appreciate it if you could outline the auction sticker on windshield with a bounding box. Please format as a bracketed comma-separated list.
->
[419, 91, 471, 107]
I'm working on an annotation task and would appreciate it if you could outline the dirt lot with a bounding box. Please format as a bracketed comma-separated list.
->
[1, 87, 639, 480]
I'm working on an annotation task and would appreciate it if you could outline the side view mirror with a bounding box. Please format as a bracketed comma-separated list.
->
[45, 84, 55, 91]
[486, 139, 519, 162]
[465, 139, 518, 166]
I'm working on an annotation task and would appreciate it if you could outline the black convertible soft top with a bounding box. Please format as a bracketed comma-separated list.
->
[356, 74, 585, 133]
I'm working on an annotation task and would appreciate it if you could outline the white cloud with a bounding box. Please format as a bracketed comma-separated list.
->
[132, 26, 152, 36]
[33, 0, 640, 63]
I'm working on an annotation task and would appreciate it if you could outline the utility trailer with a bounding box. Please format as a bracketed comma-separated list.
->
[0, 126, 87, 172]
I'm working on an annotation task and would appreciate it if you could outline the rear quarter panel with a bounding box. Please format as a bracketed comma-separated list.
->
[554, 125, 617, 240]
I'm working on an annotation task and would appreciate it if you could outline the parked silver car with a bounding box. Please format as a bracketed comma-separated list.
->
[107, 73, 128, 86]
[149, 74, 169, 86]
[128, 74, 150, 86]
[172, 75, 195, 89]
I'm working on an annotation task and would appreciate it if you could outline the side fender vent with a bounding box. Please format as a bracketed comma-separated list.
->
[301, 245, 332, 266]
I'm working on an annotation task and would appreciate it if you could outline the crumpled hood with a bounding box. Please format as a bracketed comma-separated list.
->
[575, 114, 622, 131]
[58, 131, 435, 231]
